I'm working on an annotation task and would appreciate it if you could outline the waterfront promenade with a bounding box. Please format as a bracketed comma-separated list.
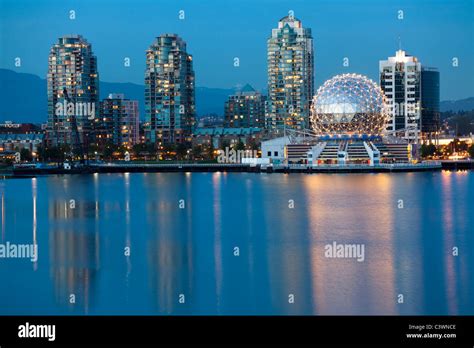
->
[4, 160, 468, 176]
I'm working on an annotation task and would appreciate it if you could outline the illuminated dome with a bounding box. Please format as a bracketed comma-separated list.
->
[310, 73, 389, 136]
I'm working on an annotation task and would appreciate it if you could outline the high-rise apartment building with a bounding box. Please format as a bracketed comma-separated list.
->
[224, 84, 266, 128]
[379, 50, 422, 141]
[46, 35, 99, 148]
[145, 34, 195, 144]
[379, 49, 440, 142]
[98, 94, 140, 147]
[266, 15, 314, 133]
[420, 68, 440, 142]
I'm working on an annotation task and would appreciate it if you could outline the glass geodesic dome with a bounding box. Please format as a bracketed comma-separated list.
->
[310, 73, 389, 136]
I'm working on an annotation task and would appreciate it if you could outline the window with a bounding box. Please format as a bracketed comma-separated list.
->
[267, 151, 271, 156]
[274, 151, 278, 156]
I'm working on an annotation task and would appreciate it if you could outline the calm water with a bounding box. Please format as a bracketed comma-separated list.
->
[0, 171, 473, 315]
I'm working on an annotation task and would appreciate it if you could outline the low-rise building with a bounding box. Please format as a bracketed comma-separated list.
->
[0, 133, 44, 153]
[0, 121, 43, 134]
[224, 85, 265, 128]
[98, 94, 140, 147]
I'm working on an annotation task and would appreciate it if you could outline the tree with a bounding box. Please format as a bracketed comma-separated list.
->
[234, 140, 245, 151]
[247, 138, 260, 151]
[420, 144, 437, 158]
[469, 144, 474, 159]
[449, 139, 468, 154]
[189, 143, 219, 161]
[207, 142, 216, 160]
[176, 143, 188, 160]
[103, 142, 118, 160]
[88, 143, 99, 156]
[220, 139, 230, 150]
[132, 143, 155, 158]
[36, 144, 46, 161]
[117, 145, 127, 156]
[191, 145, 203, 160]
[36, 145, 63, 162]
[161, 143, 177, 160]
[20, 148, 32, 162]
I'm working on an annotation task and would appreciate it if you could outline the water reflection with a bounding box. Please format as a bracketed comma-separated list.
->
[0, 172, 472, 314]
[32, 179, 38, 271]
[304, 174, 397, 314]
[145, 174, 194, 314]
[48, 177, 100, 314]
[440, 171, 473, 314]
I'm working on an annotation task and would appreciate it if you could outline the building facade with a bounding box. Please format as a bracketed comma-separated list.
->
[266, 15, 314, 133]
[46, 35, 99, 148]
[145, 34, 195, 145]
[98, 94, 140, 147]
[420, 68, 440, 142]
[0, 122, 43, 134]
[224, 84, 266, 128]
[0, 134, 44, 153]
[379, 50, 422, 141]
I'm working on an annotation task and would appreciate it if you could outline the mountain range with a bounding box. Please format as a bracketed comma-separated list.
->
[1, 68, 473, 124]
[0, 69, 235, 123]
[439, 98, 474, 113]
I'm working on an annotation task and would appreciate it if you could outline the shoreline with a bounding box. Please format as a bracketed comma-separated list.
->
[3, 161, 473, 177]
[2, 160, 473, 178]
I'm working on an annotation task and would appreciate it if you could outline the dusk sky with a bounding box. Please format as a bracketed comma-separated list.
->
[1, 0, 473, 100]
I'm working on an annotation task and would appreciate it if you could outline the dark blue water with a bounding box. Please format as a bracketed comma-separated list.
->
[0, 171, 473, 315]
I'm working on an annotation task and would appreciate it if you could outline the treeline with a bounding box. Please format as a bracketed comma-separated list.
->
[441, 110, 474, 135]
[31, 139, 257, 163]
[420, 140, 474, 159]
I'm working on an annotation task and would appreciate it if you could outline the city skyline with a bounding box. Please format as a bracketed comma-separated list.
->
[6, 26, 443, 146]
[1, 1, 474, 343]
[0, 0, 473, 101]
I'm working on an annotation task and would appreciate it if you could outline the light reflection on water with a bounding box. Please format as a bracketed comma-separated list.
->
[0, 171, 473, 315]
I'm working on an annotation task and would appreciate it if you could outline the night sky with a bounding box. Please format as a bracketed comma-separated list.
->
[1, 0, 473, 100]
